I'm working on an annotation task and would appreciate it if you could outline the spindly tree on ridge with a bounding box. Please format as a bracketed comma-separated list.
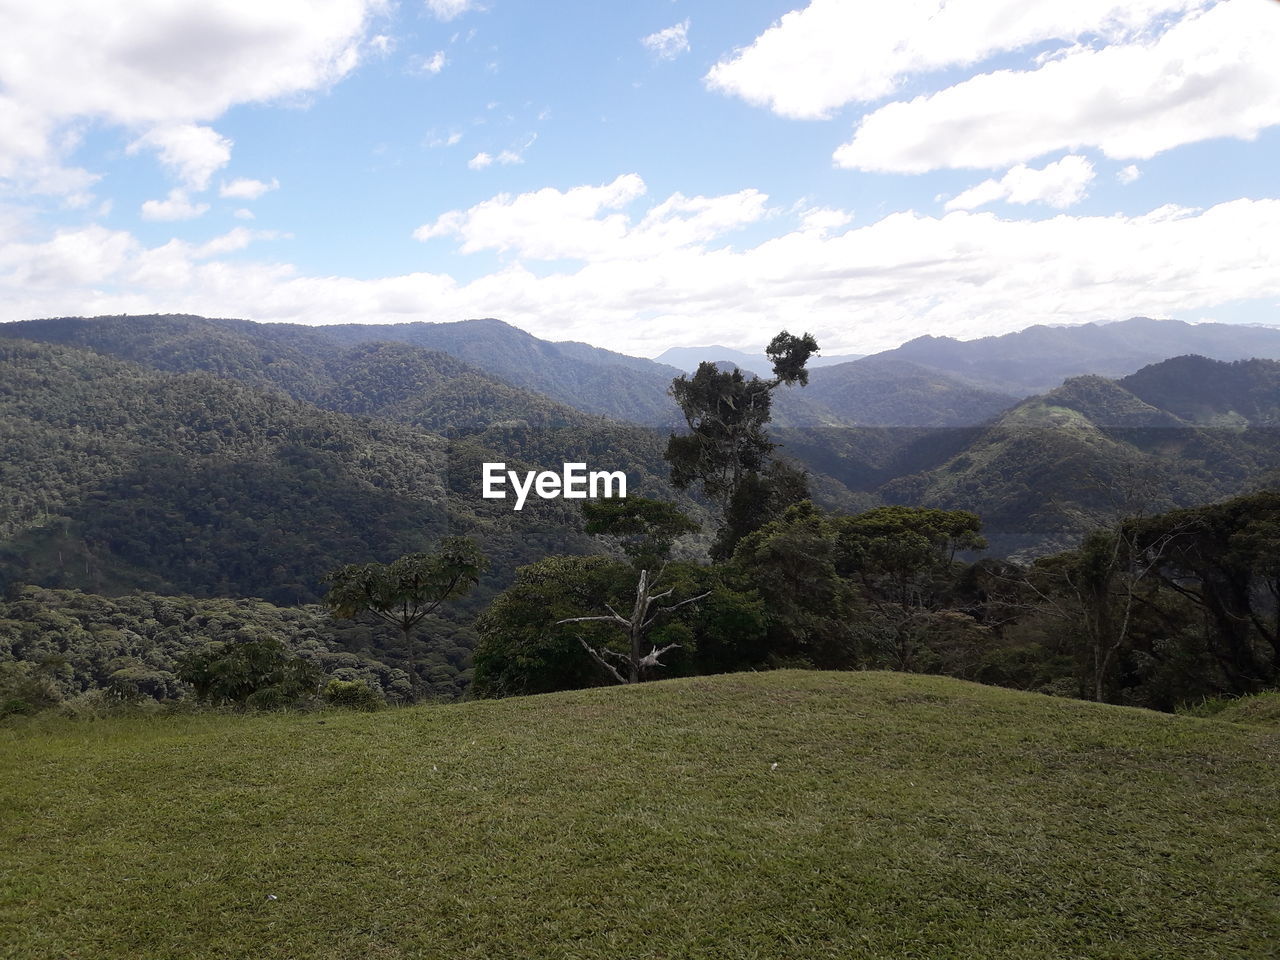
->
[665, 330, 818, 558]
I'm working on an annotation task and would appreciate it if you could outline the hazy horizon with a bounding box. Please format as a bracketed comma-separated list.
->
[2, 1, 1278, 356]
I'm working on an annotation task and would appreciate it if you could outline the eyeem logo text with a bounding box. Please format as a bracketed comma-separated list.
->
[482, 462, 627, 511]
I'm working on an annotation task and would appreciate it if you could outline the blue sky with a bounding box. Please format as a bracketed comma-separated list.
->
[1, 0, 1279, 357]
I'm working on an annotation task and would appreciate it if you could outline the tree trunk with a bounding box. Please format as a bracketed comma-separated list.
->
[403, 626, 415, 685]
[627, 568, 648, 682]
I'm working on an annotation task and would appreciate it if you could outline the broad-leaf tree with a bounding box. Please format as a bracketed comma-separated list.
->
[581, 496, 700, 570]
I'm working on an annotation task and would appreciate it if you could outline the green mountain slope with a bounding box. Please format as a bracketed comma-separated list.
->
[792, 355, 1017, 428]
[0, 340, 613, 604]
[3, 671, 1276, 959]
[0, 315, 693, 498]
[300, 316, 687, 424]
[1120, 355, 1280, 426]
[0, 314, 1017, 431]
[882, 361, 1280, 554]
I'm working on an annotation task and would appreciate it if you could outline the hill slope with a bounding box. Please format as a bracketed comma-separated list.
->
[0, 339, 623, 604]
[794, 355, 1018, 428]
[881, 358, 1280, 555]
[3, 671, 1276, 959]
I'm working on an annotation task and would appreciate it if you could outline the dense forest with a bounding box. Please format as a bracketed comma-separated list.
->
[1, 315, 1277, 720]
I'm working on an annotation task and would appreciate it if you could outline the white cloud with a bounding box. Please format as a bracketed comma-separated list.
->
[467, 137, 533, 170]
[836, 1, 1280, 172]
[642, 20, 691, 61]
[426, 0, 477, 21]
[139, 189, 211, 221]
[413, 174, 767, 261]
[1118, 164, 1142, 184]
[0, 226, 139, 289]
[128, 124, 233, 190]
[946, 156, 1096, 211]
[6, 182, 1280, 358]
[220, 177, 280, 200]
[419, 51, 447, 74]
[0, 0, 383, 195]
[798, 207, 853, 235]
[707, 0, 1207, 119]
[233, 208, 256, 220]
[194, 227, 262, 258]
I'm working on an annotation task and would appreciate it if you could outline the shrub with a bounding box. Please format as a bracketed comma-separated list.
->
[178, 638, 321, 708]
[322, 678, 385, 711]
[0, 662, 62, 718]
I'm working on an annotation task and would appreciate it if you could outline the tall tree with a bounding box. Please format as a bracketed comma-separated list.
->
[1132, 491, 1280, 693]
[323, 538, 487, 683]
[665, 330, 818, 557]
[833, 506, 987, 672]
[1030, 524, 1180, 702]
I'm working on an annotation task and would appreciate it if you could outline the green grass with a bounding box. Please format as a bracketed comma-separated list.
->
[3, 671, 1278, 959]
[1209, 690, 1280, 727]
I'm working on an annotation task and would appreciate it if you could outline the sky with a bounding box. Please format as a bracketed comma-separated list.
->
[1, 0, 1279, 358]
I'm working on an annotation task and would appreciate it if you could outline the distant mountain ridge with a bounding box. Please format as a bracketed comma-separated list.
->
[870, 317, 1280, 396]
[656, 344, 864, 373]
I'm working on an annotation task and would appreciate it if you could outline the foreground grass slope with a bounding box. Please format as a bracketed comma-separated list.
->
[2, 671, 1277, 959]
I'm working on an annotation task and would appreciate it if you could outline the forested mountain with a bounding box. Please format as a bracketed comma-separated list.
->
[0, 317, 686, 508]
[869, 317, 1280, 396]
[0, 314, 342, 403]
[0, 314, 683, 425]
[0, 339, 664, 607]
[305, 317, 686, 425]
[0, 314, 1015, 430]
[877, 357, 1280, 555]
[1119, 355, 1280, 425]
[3, 315, 1277, 567]
[791, 356, 1018, 428]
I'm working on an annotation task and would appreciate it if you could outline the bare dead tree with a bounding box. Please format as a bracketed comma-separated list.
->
[557, 565, 710, 684]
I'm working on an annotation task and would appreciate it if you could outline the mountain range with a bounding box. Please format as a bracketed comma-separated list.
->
[1, 312, 1277, 586]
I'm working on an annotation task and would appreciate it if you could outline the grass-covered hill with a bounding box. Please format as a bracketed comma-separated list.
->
[2, 671, 1276, 959]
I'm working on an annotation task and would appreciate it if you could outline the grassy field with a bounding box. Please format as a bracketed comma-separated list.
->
[2, 670, 1278, 959]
